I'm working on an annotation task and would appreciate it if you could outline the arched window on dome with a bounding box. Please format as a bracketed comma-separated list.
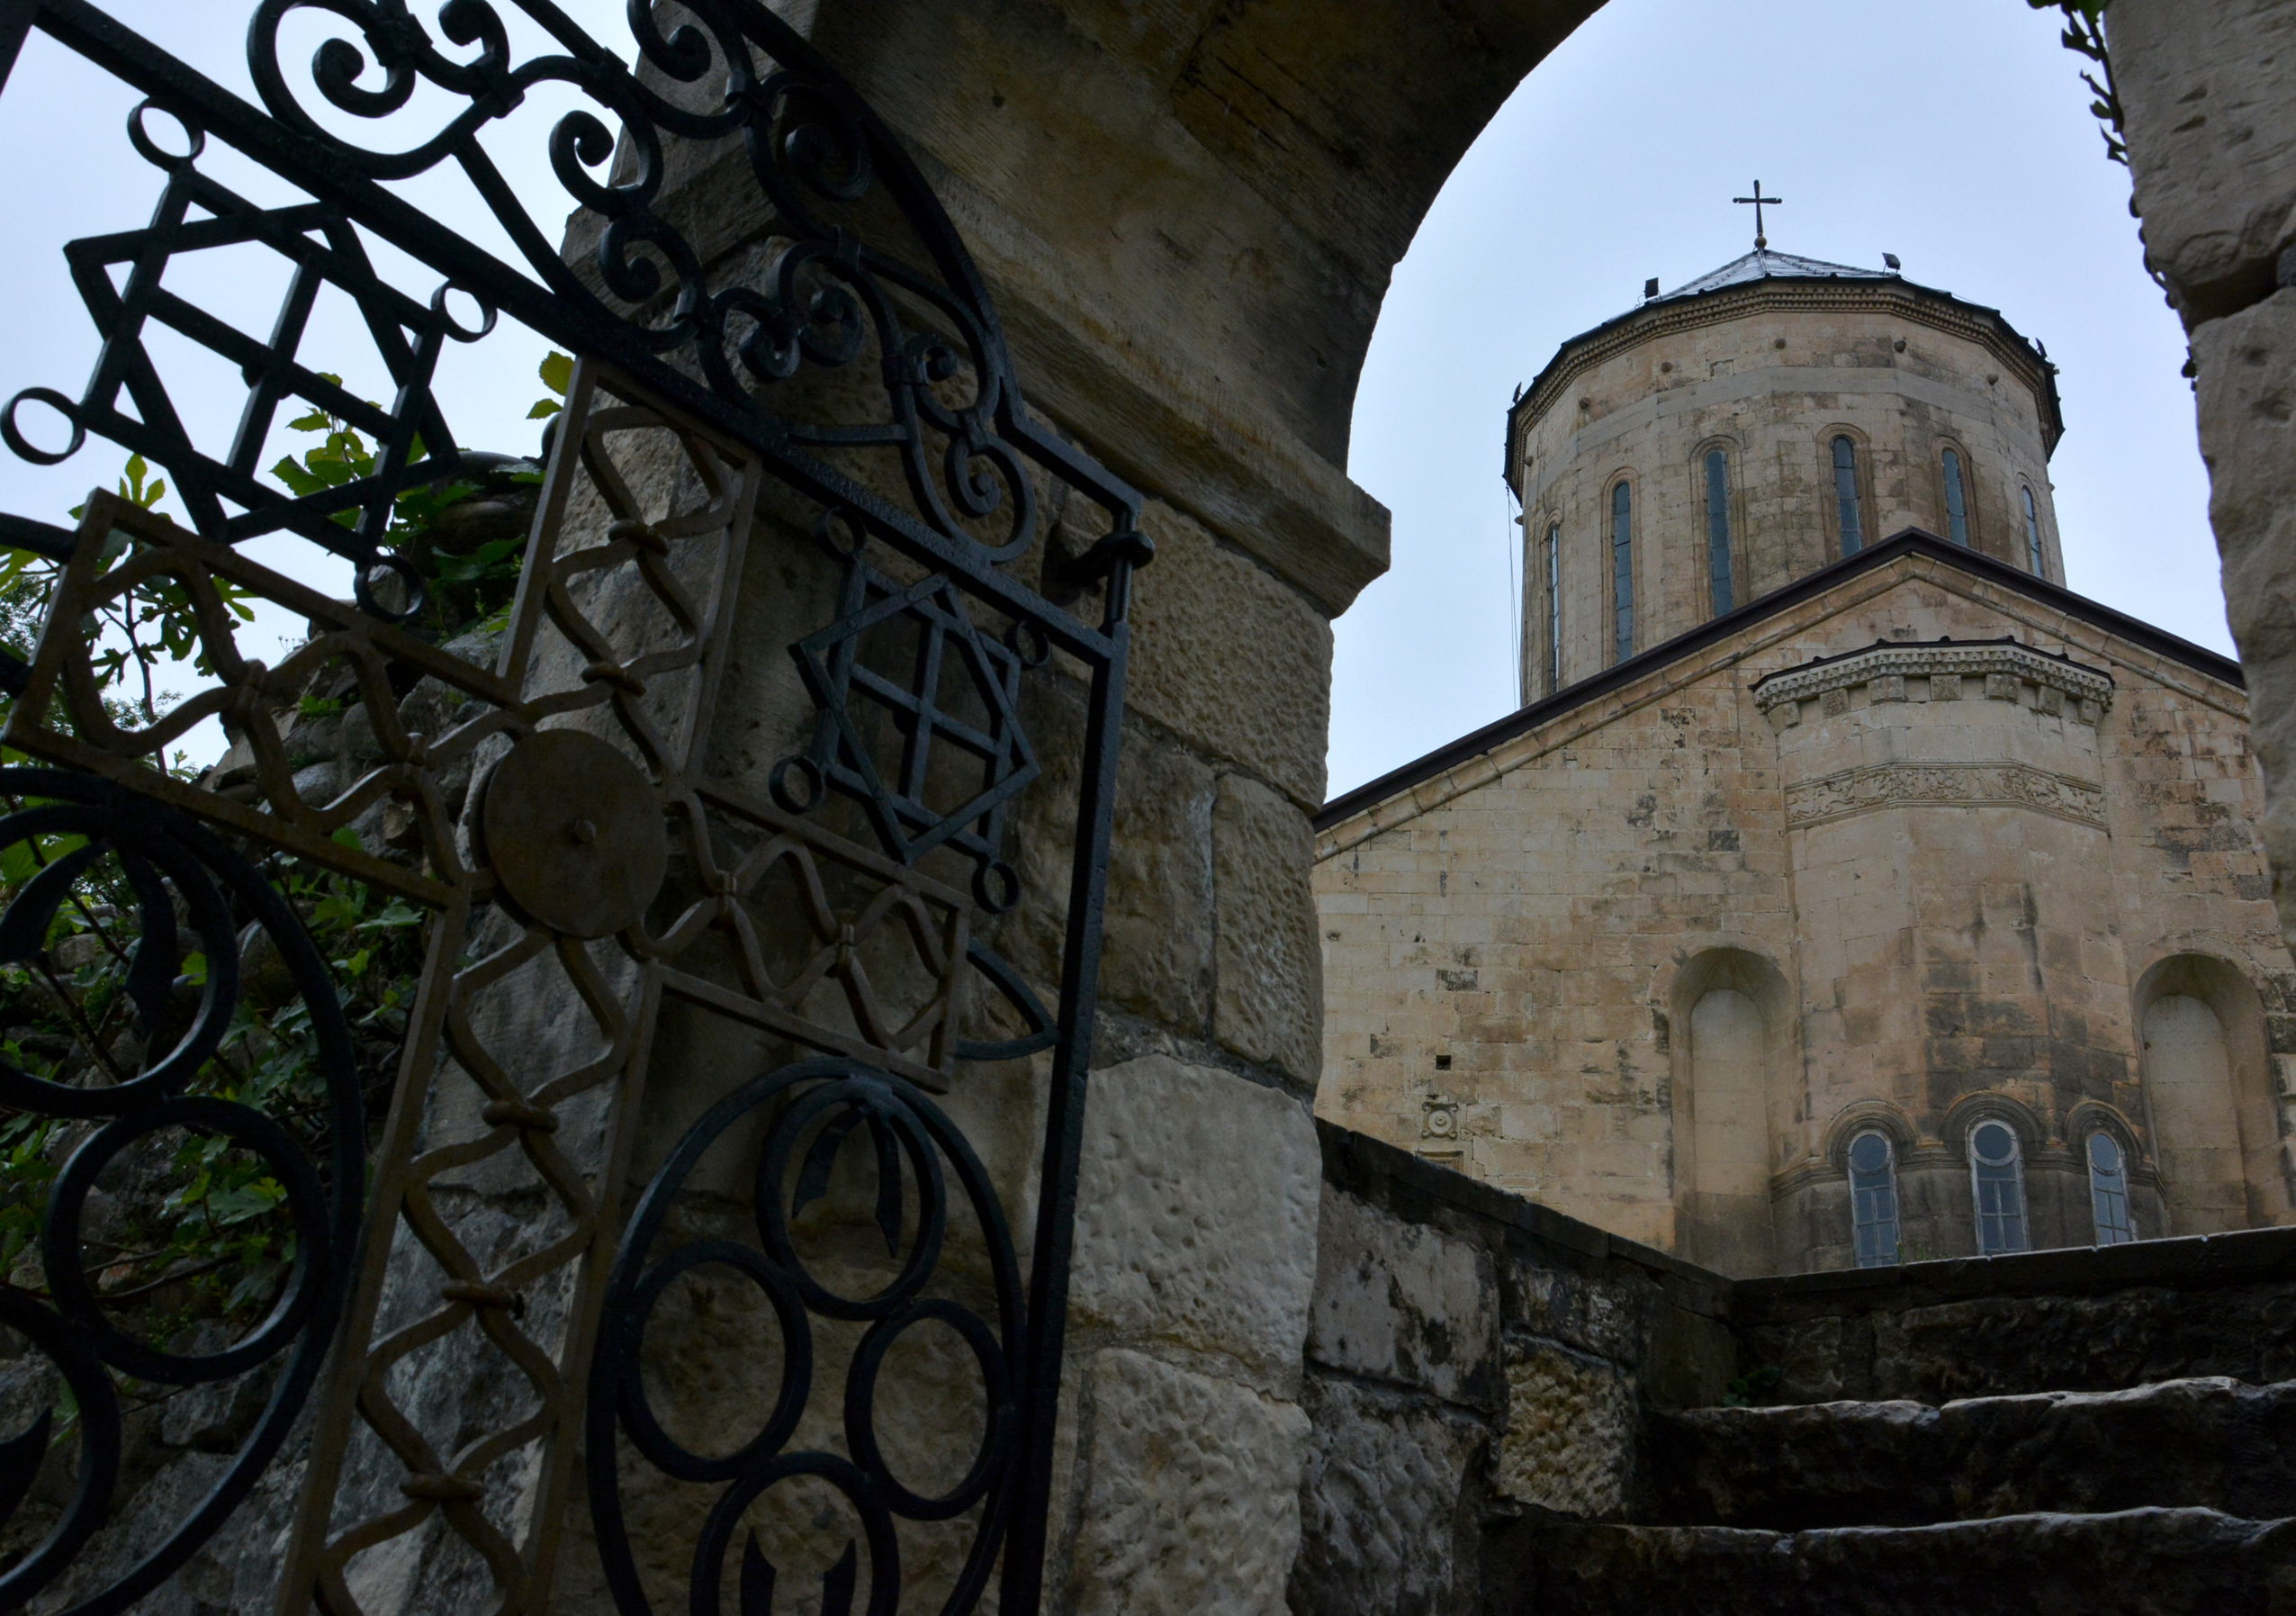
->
[1544, 522, 1562, 694]
[1848, 1130, 1900, 1268]
[1941, 447, 1972, 546]
[1968, 1119, 2030, 1255]
[1704, 449, 1734, 615]
[1609, 478, 1634, 662]
[1831, 436, 1863, 556]
[2021, 484, 2045, 575]
[2086, 1131, 2136, 1245]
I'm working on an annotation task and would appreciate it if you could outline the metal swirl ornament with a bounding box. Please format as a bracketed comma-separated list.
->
[588, 1057, 1024, 1616]
[245, 0, 1061, 568]
[0, 771, 363, 1616]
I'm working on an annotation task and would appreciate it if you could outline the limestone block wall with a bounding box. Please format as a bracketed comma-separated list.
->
[1292, 1124, 1732, 1616]
[1317, 545, 2296, 1277]
[2115, 0, 2296, 959]
[1513, 293, 2060, 699]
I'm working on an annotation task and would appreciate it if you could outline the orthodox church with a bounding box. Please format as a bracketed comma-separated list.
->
[1311, 235, 2296, 1278]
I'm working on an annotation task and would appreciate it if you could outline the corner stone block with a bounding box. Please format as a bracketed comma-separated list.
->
[1064, 1349, 1312, 1616]
[2114, 0, 2296, 320]
[1290, 1374, 1488, 1616]
[1068, 1055, 1321, 1381]
[1494, 1341, 1635, 1519]
[2195, 291, 2296, 948]
[1307, 1188, 1502, 1410]
[1125, 498, 1334, 813]
[1213, 773, 1323, 1085]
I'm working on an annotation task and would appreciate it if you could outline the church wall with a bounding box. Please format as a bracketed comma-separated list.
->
[1515, 302, 2060, 702]
[1318, 550, 2296, 1276]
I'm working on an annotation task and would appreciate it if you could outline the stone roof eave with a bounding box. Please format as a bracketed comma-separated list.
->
[1500, 278, 2065, 498]
[1314, 528, 2241, 839]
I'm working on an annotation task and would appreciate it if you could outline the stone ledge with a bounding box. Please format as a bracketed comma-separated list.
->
[1317, 1122, 1731, 1317]
[1734, 1223, 2296, 1324]
[1751, 636, 2114, 717]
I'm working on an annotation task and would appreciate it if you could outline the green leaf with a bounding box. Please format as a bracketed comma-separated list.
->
[358, 899, 426, 931]
[538, 350, 573, 397]
[527, 397, 563, 420]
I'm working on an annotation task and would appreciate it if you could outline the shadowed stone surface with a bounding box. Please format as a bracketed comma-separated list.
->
[1289, 1376, 1487, 1616]
[1064, 1349, 1312, 1616]
[1650, 1377, 2296, 1529]
[1068, 1055, 1322, 1385]
[1489, 1509, 2296, 1616]
[1213, 773, 1323, 1086]
[2116, 0, 2296, 327]
[2193, 292, 2296, 947]
[1493, 1341, 1634, 1519]
[1306, 1186, 1501, 1411]
[1734, 1231, 2296, 1404]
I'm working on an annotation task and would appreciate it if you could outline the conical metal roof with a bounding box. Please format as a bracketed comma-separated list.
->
[1651, 248, 1902, 304]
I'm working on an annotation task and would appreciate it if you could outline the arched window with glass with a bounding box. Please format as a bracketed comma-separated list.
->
[1704, 448, 1734, 615]
[1610, 479, 1634, 662]
[1968, 1119, 2030, 1255]
[1941, 447, 1972, 546]
[1832, 435, 1864, 556]
[2021, 485, 2045, 575]
[1544, 522, 1562, 693]
[1848, 1130, 1900, 1268]
[2087, 1131, 2136, 1244]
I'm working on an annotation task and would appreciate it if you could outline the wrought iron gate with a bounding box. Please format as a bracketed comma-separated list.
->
[0, 3, 1146, 1612]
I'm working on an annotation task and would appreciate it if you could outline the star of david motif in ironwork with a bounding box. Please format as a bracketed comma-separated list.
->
[785, 549, 1040, 905]
[2, 109, 477, 599]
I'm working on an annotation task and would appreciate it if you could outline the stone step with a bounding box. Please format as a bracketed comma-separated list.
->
[1647, 1376, 2296, 1528]
[1488, 1508, 2295, 1615]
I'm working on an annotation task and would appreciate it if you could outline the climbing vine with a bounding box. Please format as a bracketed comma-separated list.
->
[0, 357, 566, 1441]
[2030, 0, 2126, 167]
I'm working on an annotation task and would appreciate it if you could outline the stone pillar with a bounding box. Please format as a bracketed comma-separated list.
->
[2114, 0, 2296, 947]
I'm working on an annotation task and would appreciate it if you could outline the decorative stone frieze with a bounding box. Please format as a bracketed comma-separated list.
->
[1785, 761, 2110, 831]
[1753, 638, 2114, 726]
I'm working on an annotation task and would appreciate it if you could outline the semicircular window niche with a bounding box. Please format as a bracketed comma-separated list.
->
[1848, 1129, 1900, 1268]
[1969, 1119, 2030, 1255]
[2087, 1131, 2137, 1245]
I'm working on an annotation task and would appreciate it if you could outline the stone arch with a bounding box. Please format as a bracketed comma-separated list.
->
[2133, 952, 2291, 1232]
[1665, 945, 1794, 1276]
[799, 1, 1610, 618]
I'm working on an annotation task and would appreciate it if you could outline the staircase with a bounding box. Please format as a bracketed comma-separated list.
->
[1487, 1375, 2296, 1612]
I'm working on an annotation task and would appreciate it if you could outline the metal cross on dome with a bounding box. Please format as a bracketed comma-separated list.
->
[1735, 179, 1785, 249]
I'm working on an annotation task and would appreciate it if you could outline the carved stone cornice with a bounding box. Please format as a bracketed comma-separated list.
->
[1752, 637, 2114, 717]
[1786, 760, 2108, 830]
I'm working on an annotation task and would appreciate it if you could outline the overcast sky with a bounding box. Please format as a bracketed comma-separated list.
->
[1334, 0, 2219, 799]
[0, 2, 2218, 790]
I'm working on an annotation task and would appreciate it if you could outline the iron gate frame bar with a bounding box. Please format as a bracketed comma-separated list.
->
[0, 3, 1147, 1610]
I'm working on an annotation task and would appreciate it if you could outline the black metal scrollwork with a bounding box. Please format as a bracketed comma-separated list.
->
[0, 769, 363, 1616]
[588, 1056, 1023, 1616]
[241, 0, 1121, 572]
